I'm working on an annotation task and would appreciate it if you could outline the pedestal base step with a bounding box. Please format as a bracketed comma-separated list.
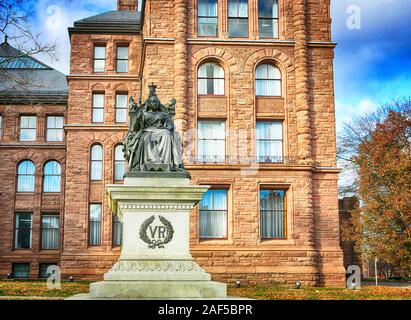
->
[89, 281, 227, 299]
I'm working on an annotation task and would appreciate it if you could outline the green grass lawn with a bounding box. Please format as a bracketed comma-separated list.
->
[0, 280, 410, 300]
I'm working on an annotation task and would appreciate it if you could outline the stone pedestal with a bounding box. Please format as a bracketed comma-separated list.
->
[85, 176, 227, 299]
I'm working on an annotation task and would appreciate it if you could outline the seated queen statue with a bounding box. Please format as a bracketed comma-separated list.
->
[123, 84, 187, 175]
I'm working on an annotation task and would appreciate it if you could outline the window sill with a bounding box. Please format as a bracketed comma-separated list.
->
[197, 238, 233, 246]
[258, 239, 295, 246]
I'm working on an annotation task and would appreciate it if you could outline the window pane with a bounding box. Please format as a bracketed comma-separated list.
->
[198, 18, 218, 36]
[12, 263, 30, 278]
[228, 0, 248, 17]
[47, 116, 64, 142]
[117, 47, 129, 60]
[39, 263, 57, 278]
[114, 145, 125, 181]
[259, 19, 279, 38]
[117, 60, 128, 73]
[43, 161, 61, 193]
[93, 94, 104, 107]
[15, 213, 32, 249]
[113, 215, 122, 246]
[116, 95, 128, 123]
[17, 161, 35, 192]
[198, 121, 225, 162]
[260, 190, 286, 239]
[94, 59, 105, 72]
[92, 145, 103, 160]
[92, 109, 104, 123]
[228, 18, 249, 37]
[41, 216, 59, 249]
[89, 204, 102, 246]
[0, 115, 2, 136]
[259, 0, 278, 18]
[256, 122, 283, 162]
[20, 116, 37, 141]
[198, 0, 218, 17]
[94, 47, 106, 59]
[199, 189, 228, 239]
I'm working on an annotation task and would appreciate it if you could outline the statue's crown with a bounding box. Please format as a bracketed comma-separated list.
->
[148, 83, 157, 97]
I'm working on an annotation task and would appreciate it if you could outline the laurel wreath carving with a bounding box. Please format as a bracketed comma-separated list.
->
[139, 215, 174, 249]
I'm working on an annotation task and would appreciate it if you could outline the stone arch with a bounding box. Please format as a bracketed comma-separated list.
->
[244, 48, 294, 75]
[191, 47, 237, 75]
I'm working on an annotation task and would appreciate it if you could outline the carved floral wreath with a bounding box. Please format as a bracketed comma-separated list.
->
[139, 215, 174, 249]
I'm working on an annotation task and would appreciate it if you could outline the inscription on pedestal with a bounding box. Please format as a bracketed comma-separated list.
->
[139, 215, 174, 249]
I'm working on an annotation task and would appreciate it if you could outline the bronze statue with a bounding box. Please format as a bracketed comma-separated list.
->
[123, 84, 186, 174]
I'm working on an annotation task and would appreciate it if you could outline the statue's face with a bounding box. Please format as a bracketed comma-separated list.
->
[147, 97, 160, 111]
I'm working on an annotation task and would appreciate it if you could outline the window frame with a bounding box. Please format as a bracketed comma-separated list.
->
[228, 0, 249, 38]
[14, 212, 33, 250]
[39, 263, 58, 279]
[255, 63, 282, 97]
[90, 144, 103, 181]
[12, 263, 30, 279]
[258, 0, 279, 39]
[259, 188, 287, 240]
[114, 144, 126, 182]
[115, 93, 129, 124]
[19, 115, 37, 142]
[89, 203, 102, 246]
[92, 93, 105, 124]
[197, 62, 225, 96]
[197, 120, 226, 163]
[46, 115, 64, 142]
[17, 160, 36, 193]
[199, 187, 229, 240]
[43, 161, 62, 193]
[93, 45, 106, 73]
[112, 215, 122, 247]
[116, 45, 129, 73]
[256, 121, 284, 163]
[40, 214, 60, 250]
[197, 0, 219, 37]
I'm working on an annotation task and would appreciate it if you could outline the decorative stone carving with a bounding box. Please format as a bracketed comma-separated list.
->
[256, 97, 285, 116]
[110, 260, 205, 273]
[197, 96, 227, 116]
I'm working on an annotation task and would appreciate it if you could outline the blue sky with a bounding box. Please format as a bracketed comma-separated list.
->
[7, 0, 411, 133]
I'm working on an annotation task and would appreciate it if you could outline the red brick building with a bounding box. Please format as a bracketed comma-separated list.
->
[0, 0, 345, 286]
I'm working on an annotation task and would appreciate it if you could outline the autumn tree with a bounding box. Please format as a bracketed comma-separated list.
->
[339, 99, 411, 276]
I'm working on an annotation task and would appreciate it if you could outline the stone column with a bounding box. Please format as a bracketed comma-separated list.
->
[174, 0, 188, 134]
[293, 0, 313, 165]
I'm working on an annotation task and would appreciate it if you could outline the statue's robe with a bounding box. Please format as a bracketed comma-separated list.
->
[126, 108, 182, 172]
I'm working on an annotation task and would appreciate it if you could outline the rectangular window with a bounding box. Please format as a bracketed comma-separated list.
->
[12, 263, 30, 278]
[92, 93, 105, 123]
[228, 0, 249, 38]
[198, 0, 218, 37]
[0, 114, 3, 138]
[260, 189, 286, 239]
[256, 121, 283, 163]
[117, 46, 129, 73]
[41, 215, 60, 250]
[116, 94, 128, 123]
[15, 213, 33, 249]
[198, 120, 226, 163]
[46, 116, 64, 142]
[39, 263, 57, 279]
[93, 46, 106, 73]
[89, 204, 102, 246]
[19, 116, 37, 141]
[113, 215, 122, 246]
[258, 0, 279, 38]
[199, 189, 228, 239]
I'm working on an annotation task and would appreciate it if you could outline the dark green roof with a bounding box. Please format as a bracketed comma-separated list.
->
[70, 10, 141, 35]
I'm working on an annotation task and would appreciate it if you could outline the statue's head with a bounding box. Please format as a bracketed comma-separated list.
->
[147, 95, 161, 111]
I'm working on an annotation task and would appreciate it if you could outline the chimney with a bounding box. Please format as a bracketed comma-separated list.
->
[118, 0, 138, 11]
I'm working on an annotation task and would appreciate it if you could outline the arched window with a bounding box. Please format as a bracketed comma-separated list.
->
[17, 160, 35, 192]
[43, 161, 61, 193]
[255, 64, 281, 96]
[198, 62, 225, 95]
[90, 144, 103, 181]
[258, 0, 279, 38]
[114, 145, 126, 181]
